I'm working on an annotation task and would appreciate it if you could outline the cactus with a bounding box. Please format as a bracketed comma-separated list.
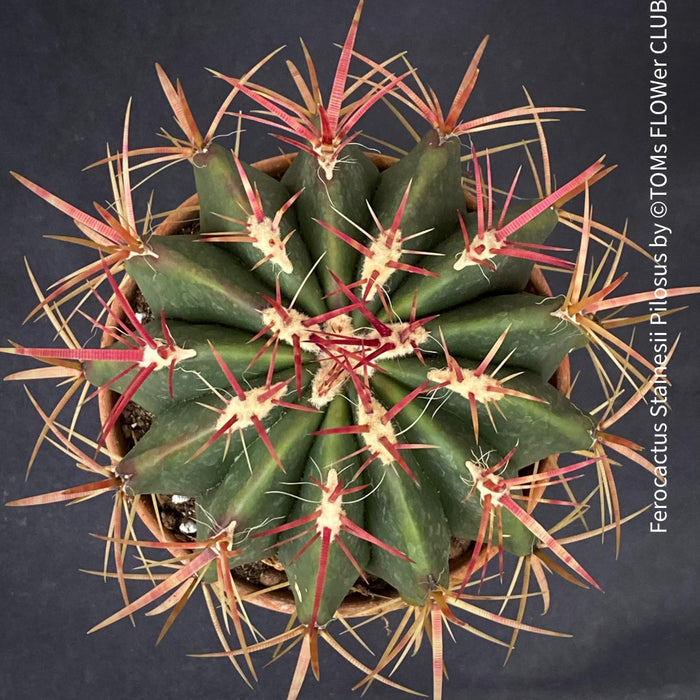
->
[4, 2, 699, 699]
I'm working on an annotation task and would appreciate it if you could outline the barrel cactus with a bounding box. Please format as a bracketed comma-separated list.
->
[4, 2, 697, 698]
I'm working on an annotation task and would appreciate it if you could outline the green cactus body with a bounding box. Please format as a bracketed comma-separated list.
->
[118, 396, 251, 495]
[281, 147, 379, 309]
[116, 367, 300, 495]
[364, 448, 451, 607]
[195, 395, 324, 566]
[88, 148, 595, 610]
[193, 143, 326, 317]
[125, 235, 271, 331]
[372, 131, 465, 237]
[366, 130, 466, 307]
[388, 201, 559, 319]
[380, 356, 596, 470]
[278, 396, 370, 627]
[426, 293, 588, 378]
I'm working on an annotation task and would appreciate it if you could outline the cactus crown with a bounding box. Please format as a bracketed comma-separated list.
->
[5, 3, 698, 699]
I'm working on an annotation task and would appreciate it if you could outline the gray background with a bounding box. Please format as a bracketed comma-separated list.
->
[1, 1, 698, 698]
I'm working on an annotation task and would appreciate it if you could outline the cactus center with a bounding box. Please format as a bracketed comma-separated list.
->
[322, 313, 355, 340]
[309, 318, 429, 408]
[310, 357, 348, 408]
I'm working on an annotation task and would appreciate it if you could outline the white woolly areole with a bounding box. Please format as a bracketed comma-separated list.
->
[128, 247, 159, 262]
[453, 229, 501, 270]
[214, 384, 282, 434]
[310, 314, 355, 408]
[426, 365, 503, 405]
[260, 302, 432, 410]
[315, 468, 344, 540]
[551, 307, 581, 327]
[261, 306, 320, 351]
[465, 460, 507, 507]
[373, 322, 429, 361]
[139, 344, 197, 371]
[360, 228, 403, 301]
[214, 520, 238, 553]
[314, 144, 340, 181]
[357, 397, 399, 466]
[247, 214, 293, 274]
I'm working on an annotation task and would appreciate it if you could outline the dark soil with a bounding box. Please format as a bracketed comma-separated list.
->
[132, 288, 154, 324]
[120, 401, 153, 447]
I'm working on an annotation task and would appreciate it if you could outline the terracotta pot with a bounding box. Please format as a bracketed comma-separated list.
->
[99, 152, 569, 619]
